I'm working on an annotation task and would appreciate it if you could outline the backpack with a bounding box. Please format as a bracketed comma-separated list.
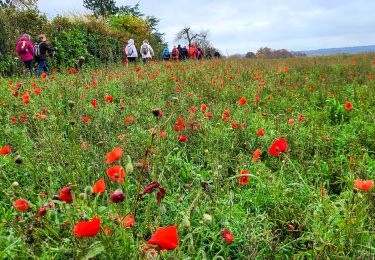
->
[34, 42, 41, 58]
[171, 48, 178, 58]
[19, 41, 28, 54]
[126, 46, 134, 56]
[163, 49, 170, 59]
[141, 44, 149, 55]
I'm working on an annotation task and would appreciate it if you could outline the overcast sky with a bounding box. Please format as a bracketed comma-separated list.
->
[38, 0, 375, 54]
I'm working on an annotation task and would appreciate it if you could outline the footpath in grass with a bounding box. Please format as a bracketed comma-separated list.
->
[0, 55, 374, 259]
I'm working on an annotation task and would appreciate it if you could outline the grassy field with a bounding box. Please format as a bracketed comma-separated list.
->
[0, 55, 374, 259]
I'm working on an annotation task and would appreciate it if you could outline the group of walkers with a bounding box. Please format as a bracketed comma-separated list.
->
[124, 38, 220, 64]
[16, 34, 56, 77]
[16, 33, 221, 76]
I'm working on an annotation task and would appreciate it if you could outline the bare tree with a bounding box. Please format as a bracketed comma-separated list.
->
[175, 27, 205, 47]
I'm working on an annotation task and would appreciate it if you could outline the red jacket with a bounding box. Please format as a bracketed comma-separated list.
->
[189, 44, 197, 59]
[16, 36, 34, 61]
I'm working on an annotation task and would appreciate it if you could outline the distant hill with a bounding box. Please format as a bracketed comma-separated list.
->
[292, 45, 375, 56]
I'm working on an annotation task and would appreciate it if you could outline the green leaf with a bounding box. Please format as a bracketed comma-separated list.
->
[83, 241, 105, 260]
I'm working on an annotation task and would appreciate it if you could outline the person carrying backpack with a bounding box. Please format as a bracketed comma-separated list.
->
[189, 44, 198, 59]
[171, 46, 179, 61]
[139, 39, 154, 63]
[197, 47, 204, 60]
[177, 45, 183, 60]
[124, 39, 138, 63]
[16, 34, 34, 76]
[162, 47, 171, 61]
[34, 34, 55, 77]
[181, 46, 189, 60]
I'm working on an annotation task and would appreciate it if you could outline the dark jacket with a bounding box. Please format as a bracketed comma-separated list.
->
[36, 40, 54, 60]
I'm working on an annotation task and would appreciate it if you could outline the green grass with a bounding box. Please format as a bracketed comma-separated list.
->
[0, 55, 374, 259]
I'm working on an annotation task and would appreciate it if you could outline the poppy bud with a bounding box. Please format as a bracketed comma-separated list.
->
[12, 181, 19, 188]
[125, 155, 134, 173]
[203, 213, 212, 222]
[79, 193, 87, 200]
[110, 190, 124, 203]
[14, 155, 23, 164]
[183, 216, 191, 228]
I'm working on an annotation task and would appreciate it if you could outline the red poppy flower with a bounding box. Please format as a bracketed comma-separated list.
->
[254, 97, 260, 103]
[12, 91, 19, 98]
[125, 116, 134, 124]
[36, 205, 47, 217]
[147, 226, 179, 250]
[105, 147, 123, 164]
[231, 121, 239, 129]
[201, 104, 207, 111]
[105, 95, 113, 102]
[34, 88, 42, 95]
[237, 97, 247, 105]
[222, 110, 230, 121]
[41, 72, 47, 78]
[178, 135, 187, 142]
[92, 178, 106, 194]
[268, 138, 288, 156]
[238, 170, 249, 185]
[204, 112, 212, 119]
[106, 165, 125, 183]
[73, 217, 101, 237]
[257, 129, 264, 136]
[354, 179, 374, 191]
[90, 99, 98, 109]
[0, 145, 11, 155]
[253, 148, 262, 162]
[9, 117, 17, 123]
[122, 215, 135, 228]
[82, 117, 90, 123]
[344, 101, 352, 111]
[221, 228, 234, 243]
[13, 199, 30, 211]
[138, 73, 143, 79]
[174, 117, 186, 132]
[110, 190, 125, 203]
[59, 186, 73, 203]
[299, 114, 306, 121]
[160, 131, 167, 139]
[289, 119, 295, 125]
[22, 91, 30, 104]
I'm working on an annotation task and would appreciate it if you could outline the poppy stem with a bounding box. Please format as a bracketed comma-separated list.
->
[132, 134, 156, 218]
[284, 154, 311, 193]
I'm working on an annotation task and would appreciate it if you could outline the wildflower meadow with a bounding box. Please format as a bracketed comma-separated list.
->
[0, 55, 374, 259]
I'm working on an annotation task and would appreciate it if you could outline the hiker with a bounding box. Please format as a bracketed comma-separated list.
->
[189, 44, 198, 59]
[16, 34, 34, 76]
[197, 47, 204, 60]
[139, 39, 154, 63]
[74, 56, 85, 71]
[124, 39, 138, 63]
[171, 46, 179, 61]
[34, 34, 55, 77]
[214, 51, 221, 58]
[177, 44, 183, 60]
[161, 47, 171, 61]
[181, 46, 189, 60]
